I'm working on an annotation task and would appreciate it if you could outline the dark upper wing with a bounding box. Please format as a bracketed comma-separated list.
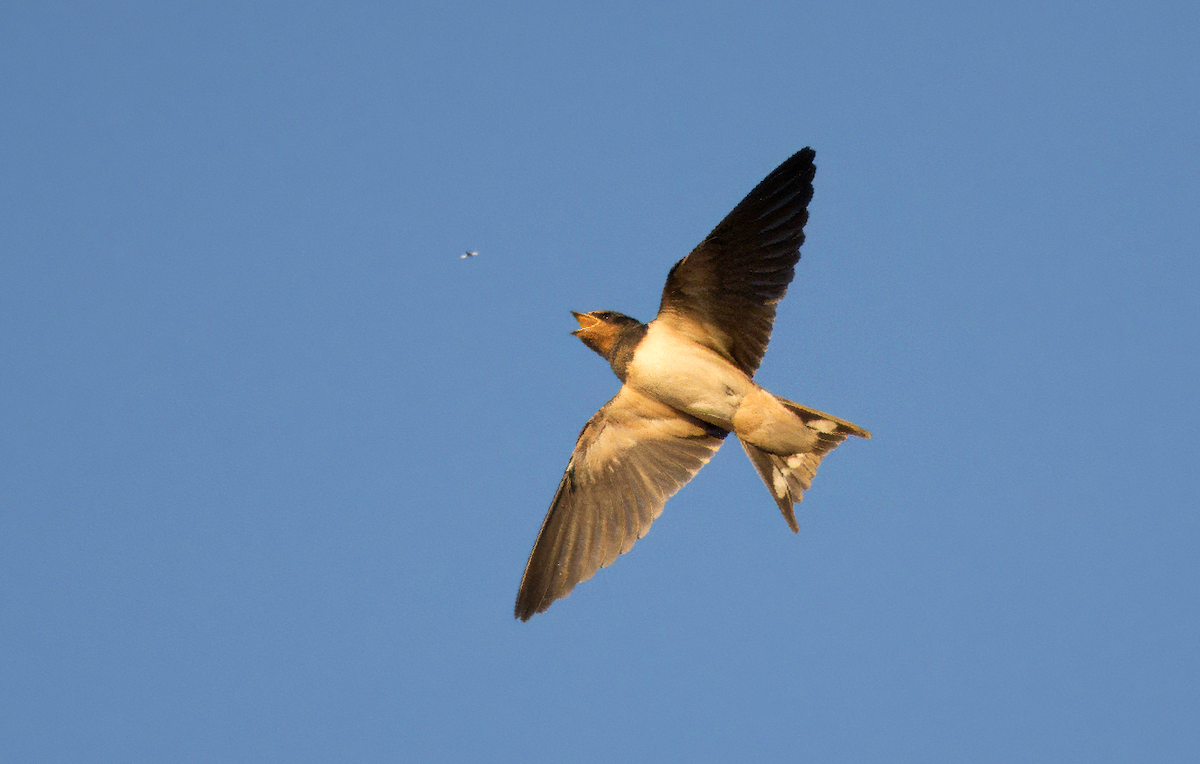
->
[515, 386, 727, 620]
[656, 148, 816, 376]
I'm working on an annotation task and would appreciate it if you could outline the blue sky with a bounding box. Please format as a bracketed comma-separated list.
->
[3, 1, 1198, 761]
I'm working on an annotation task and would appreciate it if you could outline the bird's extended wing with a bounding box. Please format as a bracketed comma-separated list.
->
[515, 386, 728, 620]
[656, 148, 816, 376]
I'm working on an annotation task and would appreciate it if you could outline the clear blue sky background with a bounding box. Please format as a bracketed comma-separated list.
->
[3, 2, 1198, 761]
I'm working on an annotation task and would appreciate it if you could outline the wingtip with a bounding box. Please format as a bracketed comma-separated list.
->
[790, 146, 816, 169]
[514, 578, 549, 621]
[513, 595, 539, 622]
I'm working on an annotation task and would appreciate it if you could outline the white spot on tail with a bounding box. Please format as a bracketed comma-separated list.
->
[772, 471, 788, 498]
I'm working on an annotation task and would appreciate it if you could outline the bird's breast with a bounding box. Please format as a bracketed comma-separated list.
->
[624, 320, 754, 428]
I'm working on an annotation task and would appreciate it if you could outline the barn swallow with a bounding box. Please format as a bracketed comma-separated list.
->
[515, 148, 869, 621]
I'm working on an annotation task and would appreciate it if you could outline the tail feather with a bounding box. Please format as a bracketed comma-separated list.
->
[775, 397, 872, 441]
[739, 397, 869, 531]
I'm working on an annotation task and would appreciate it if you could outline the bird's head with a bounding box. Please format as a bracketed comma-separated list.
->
[571, 310, 639, 358]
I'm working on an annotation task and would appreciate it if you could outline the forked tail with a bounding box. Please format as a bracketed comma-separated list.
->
[739, 398, 869, 532]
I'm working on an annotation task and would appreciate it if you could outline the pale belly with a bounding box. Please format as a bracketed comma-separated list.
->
[624, 320, 754, 427]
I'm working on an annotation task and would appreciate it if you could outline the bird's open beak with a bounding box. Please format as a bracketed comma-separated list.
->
[571, 311, 600, 336]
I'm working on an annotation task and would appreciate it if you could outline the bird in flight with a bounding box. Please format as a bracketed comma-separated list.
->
[461, 250, 478, 259]
[514, 148, 869, 621]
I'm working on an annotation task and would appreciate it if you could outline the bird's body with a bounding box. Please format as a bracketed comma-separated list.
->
[515, 149, 869, 620]
[626, 319, 753, 426]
